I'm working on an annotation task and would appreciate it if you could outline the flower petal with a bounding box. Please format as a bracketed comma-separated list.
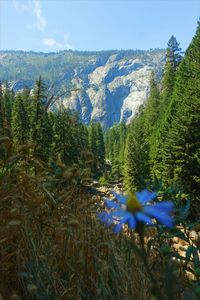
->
[113, 218, 126, 233]
[128, 215, 136, 229]
[152, 201, 174, 213]
[136, 190, 157, 204]
[135, 212, 153, 225]
[111, 191, 127, 204]
[105, 199, 120, 210]
[143, 206, 173, 227]
[113, 213, 131, 233]
[97, 212, 110, 224]
[113, 222, 124, 233]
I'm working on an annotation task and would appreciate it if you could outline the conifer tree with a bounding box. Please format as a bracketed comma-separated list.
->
[3, 83, 14, 129]
[11, 94, 30, 147]
[104, 123, 127, 181]
[150, 36, 182, 178]
[96, 122, 105, 174]
[125, 113, 149, 192]
[30, 77, 52, 161]
[160, 36, 182, 109]
[53, 107, 85, 166]
[88, 122, 98, 175]
[161, 22, 200, 199]
[0, 81, 5, 131]
[167, 35, 183, 70]
[143, 72, 160, 139]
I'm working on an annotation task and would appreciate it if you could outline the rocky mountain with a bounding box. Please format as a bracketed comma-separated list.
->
[0, 49, 165, 127]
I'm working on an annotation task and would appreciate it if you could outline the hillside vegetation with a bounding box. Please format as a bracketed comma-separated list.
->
[0, 48, 165, 127]
[105, 27, 200, 218]
[0, 23, 200, 300]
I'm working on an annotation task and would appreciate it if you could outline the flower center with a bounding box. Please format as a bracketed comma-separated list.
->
[126, 193, 142, 213]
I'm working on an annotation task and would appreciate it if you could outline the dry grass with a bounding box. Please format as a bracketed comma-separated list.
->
[1, 143, 198, 299]
[0, 150, 152, 300]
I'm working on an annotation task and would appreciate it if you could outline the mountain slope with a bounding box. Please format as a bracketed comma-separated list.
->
[0, 49, 165, 127]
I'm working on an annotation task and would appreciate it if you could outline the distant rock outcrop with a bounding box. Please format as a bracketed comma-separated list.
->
[0, 49, 165, 127]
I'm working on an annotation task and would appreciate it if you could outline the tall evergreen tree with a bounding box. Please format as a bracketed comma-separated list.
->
[96, 122, 105, 174]
[167, 35, 183, 70]
[88, 122, 98, 175]
[150, 36, 182, 178]
[30, 77, 52, 161]
[3, 83, 14, 129]
[161, 22, 200, 200]
[105, 123, 127, 181]
[160, 36, 182, 108]
[11, 94, 30, 147]
[53, 107, 86, 166]
[143, 72, 160, 139]
[125, 112, 149, 192]
[0, 81, 5, 131]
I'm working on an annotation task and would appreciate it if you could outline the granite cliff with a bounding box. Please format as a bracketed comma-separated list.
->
[0, 49, 165, 127]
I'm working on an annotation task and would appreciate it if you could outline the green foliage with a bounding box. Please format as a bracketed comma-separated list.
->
[0, 49, 165, 84]
[124, 72, 160, 191]
[0, 81, 5, 131]
[105, 123, 127, 181]
[0, 25, 200, 300]
[110, 24, 200, 217]
[88, 122, 105, 177]
[158, 23, 200, 206]
[143, 72, 161, 139]
[0, 128, 153, 300]
[125, 113, 149, 192]
[3, 84, 14, 128]
[1, 76, 101, 173]
[11, 94, 30, 147]
[53, 106, 88, 166]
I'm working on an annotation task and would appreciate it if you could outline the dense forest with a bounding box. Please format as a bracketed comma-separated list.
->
[105, 25, 200, 218]
[0, 22, 199, 300]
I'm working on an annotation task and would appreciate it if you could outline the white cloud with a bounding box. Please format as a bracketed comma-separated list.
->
[13, 0, 46, 32]
[12, 0, 30, 12]
[43, 38, 56, 47]
[33, 0, 46, 32]
[42, 35, 74, 50]
[12, 0, 74, 50]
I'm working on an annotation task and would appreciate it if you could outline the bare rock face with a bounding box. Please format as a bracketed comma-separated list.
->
[61, 51, 165, 127]
[0, 49, 165, 128]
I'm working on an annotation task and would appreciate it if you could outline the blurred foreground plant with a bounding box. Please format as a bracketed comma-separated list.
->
[98, 190, 200, 299]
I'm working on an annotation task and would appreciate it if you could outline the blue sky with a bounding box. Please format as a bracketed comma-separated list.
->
[0, 0, 199, 52]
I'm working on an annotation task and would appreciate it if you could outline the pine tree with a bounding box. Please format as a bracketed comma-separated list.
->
[11, 94, 30, 147]
[143, 72, 160, 139]
[125, 113, 149, 192]
[88, 122, 98, 175]
[0, 81, 5, 131]
[150, 36, 182, 178]
[96, 122, 105, 174]
[119, 122, 127, 165]
[161, 22, 200, 200]
[104, 123, 127, 181]
[4, 83, 14, 129]
[160, 36, 182, 109]
[53, 107, 85, 166]
[30, 77, 52, 161]
[167, 35, 183, 71]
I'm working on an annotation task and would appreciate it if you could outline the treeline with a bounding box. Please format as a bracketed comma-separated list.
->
[105, 23, 200, 213]
[105, 122, 127, 181]
[0, 78, 110, 299]
[0, 78, 105, 180]
[0, 48, 165, 84]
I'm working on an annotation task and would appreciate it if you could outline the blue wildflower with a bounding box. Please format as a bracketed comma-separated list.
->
[98, 190, 174, 233]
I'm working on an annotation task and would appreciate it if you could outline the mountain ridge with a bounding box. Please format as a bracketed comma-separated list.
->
[0, 49, 166, 127]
